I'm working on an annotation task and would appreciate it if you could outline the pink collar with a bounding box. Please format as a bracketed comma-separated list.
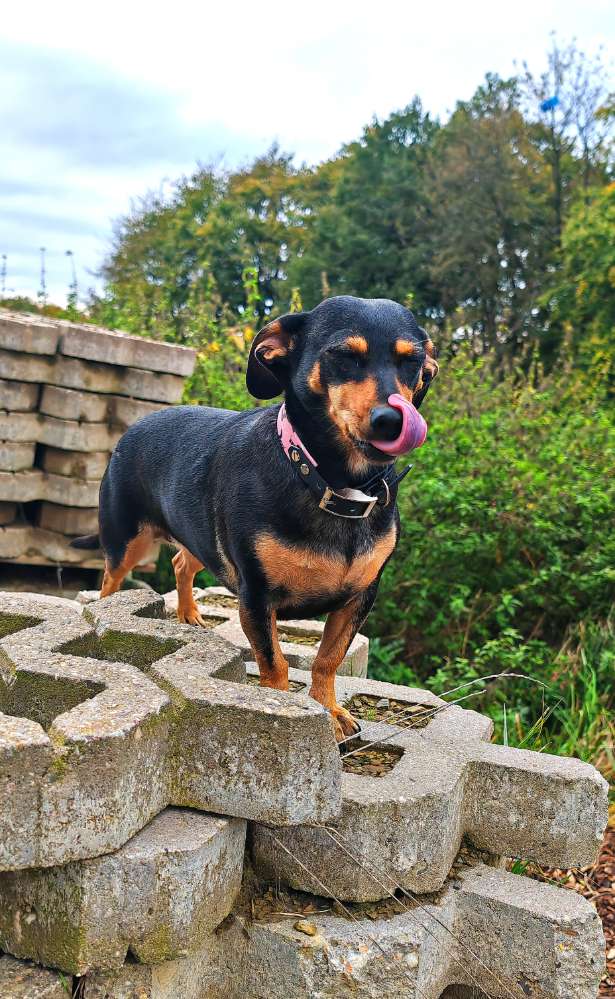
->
[277, 404, 318, 466]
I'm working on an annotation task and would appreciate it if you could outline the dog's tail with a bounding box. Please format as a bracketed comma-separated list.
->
[70, 534, 101, 550]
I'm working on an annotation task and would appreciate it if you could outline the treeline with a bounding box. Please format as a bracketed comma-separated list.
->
[91, 40, 613, 374]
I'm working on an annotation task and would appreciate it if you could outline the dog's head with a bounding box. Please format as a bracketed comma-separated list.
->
[246, 296, 438, 468]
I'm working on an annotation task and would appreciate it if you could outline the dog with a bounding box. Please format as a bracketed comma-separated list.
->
[72, 296, 438, 740]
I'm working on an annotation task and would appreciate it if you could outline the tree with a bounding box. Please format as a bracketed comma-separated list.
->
[519, 38, 613, 244]
[423, 75, 553, 355]
[286, 100, 439, 314]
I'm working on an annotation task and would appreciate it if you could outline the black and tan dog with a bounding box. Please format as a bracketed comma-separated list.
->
[72, 296, 438, 740]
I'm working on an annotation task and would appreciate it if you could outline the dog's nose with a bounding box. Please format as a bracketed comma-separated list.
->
[370, 406, 403, 441]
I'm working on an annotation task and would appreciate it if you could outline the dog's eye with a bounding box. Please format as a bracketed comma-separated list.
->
[327, 347, 364, 365]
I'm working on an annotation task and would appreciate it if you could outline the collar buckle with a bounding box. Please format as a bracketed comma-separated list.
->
[319, 487, 378, 519]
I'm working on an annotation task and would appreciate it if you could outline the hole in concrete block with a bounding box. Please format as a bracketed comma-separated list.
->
[345, 693, 434, 729]
[57, 632, 183, 669]
[439, 988, 492, 998]
[0, 671, 104, 731]
[277, 630, 321, 647]
[200, 593, 239, 609]
[0, 612, 43, 639]
[340, 738, 404, 777]
[245, 674, 307, 693]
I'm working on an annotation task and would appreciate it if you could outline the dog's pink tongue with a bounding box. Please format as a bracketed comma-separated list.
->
[371, 393, 427, 455]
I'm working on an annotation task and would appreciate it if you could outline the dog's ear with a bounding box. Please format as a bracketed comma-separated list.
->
[413, 335, 439, 409]
[246, 312, 309, 399]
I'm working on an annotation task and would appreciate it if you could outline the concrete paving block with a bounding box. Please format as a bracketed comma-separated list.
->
[0, 593, 172, 870]
[108, 395, 168, 429]
[251, 669, 608, 901]
[0, 808, 246, 975]
[0, 411, 120, 452]
[80, 916, 242, 999]
[41, 447, 109, 479]
[59, 321, 196, 377]
[0, 349, 187, 404]
[0, 525, 104, 567]
[0, 311, 60, 355]
[233, 863, 605, 999]
[0, 500, 17, 524]
[86, 591, 342, 826]
[0, 441, 36, 471]
[0, 377, 39, 411]
[38, 503, 99, 536]
[169, 587, 369, 678]
[0, 589, 341, 870]
[0, 955, 67, 998]
[0, 470, 99, 506]
[40, 384, 109, 423]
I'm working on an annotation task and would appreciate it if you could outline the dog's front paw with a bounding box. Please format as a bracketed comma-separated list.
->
[329, 704, 361, 742]
[177, 603, 208, 627]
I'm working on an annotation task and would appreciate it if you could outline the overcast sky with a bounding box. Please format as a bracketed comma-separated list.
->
[1, 0, 613, 305]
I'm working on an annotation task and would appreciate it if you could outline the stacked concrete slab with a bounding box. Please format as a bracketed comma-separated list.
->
[0, 310, 196, 569]
[0, 589, 609, 998]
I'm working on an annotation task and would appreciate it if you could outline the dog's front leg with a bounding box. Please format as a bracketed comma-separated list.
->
[239, 597, 289, 691]
[309, 590, 374, 742]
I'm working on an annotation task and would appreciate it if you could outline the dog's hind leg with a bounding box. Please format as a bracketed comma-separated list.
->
[100, 526, 156, 598]
[239, 601, 289, 691]
[172, 547, 206, 626]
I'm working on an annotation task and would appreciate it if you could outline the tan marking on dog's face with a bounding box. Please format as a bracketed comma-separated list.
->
[327, 377, 379, 443]
[345, 335, 369, 354]
[255, 526, 397, 602]
[395, 339, 415, 357]
[395, 380, 414, 403]
[307, 360, 324, 394]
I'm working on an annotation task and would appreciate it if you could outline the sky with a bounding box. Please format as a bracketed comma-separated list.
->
[1, 0, 613, 305]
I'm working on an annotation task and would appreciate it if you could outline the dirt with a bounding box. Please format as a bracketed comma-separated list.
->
[339, 738, 404, 777]
[346, 693, 433, 729]
[278, 632, 321, 647]
[245, 675, 307, 693]
[201, 593, 239, 609]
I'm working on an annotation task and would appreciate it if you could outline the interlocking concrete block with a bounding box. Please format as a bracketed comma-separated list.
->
[59, 320, 196, 376]
[0, 500, 17, 524]
[251, 670, 608, 901]
[0, 589, 341, 870]
[0, 441, 36, 471]
[0, 311, 60, 355]
[0, 349, 186, 404]
[0, 593, 172, 869]
[0, 525, 104, 567]
[0, 955, 67, 998]
[163, 586, 369, 678]
[80, 917, 242, 999]
[0, 808, 246, 975]
[215, 616, 368, 677]
[0, 377, 39, 411]
[41, 447, 109, 479]
[0, 470, 99, 506]
[86, 591, 342, 826]
[40, 384, 109, 423]
[38, 503, 98, 536]
[233, 863, 605, 999]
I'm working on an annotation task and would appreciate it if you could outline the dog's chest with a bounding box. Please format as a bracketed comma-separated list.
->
[254, 523, 397, 600]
